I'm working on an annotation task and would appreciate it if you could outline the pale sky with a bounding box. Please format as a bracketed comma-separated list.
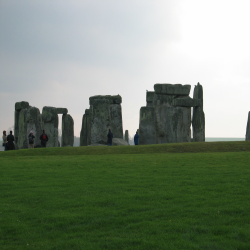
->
[1, 0, 250, 138]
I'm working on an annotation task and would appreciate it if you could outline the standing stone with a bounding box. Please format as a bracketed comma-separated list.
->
[192, 83, 205, 142]
[245, 112, 250, 141]
[14, 102, 42, 149]
[124, 130, 129, 144]
[42, 106, 59, 147]
[61, 114, 74, 147]
[139, 106, 156, 145]
[81, 95, 123, 145]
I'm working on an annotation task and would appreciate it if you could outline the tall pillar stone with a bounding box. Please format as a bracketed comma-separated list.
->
[245, 112, 250, 141]
[192, 82, 205, 142]
[14, 101, 42, 149]
[62, 114, 74, 147]
[42, 106, 58, 147]
[124, 130, 129, 144]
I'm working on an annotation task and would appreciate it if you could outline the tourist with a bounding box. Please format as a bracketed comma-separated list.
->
[134, 131, 139, 145]
[40, 130, 49, 147]
[7, 131, 15, 150]
[28, 131, 35, 149]
[107, 128, 113, 146]
[2, 130, 7, 151]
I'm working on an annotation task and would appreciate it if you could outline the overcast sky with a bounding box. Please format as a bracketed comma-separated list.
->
[1, 0, 250, 138]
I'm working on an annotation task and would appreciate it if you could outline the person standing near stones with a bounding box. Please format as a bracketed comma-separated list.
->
[134, 131, 139, 145]
[40, 130, 48, 147]
[107, 128, 113, 146]
[28, 131, 35, 149]
[2, 130, 7, 151]
[7, 131, 15, 150]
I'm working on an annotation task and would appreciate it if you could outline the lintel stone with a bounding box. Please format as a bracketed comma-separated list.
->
[172, 97, 201, 107]
[89, 95, 122, 105]
[56, 108, 68, 114]
[15, 101, 29, 111]
[154, 84, 191, 95]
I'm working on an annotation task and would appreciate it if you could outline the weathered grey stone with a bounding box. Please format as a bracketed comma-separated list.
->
[110, 104, 123, 138]
[15, 106, 42, 149]
[81, 95, 123, 145]
[192, 107, 205, 142]
[90, 99, 111, 145]
[42, 106, 59, 147]
[56, 108, 68, 114]
[125, 130, 129, 144]
[61, 114, 74, 147]
[139, 107, 156, 145]
[146, 91, 154, 106]
[80, 109, 91, 146]
[173, 96, 201, 107]
[112, 138, 129, 146]
[154, 84, 191, 95]
[153, 93, 176, 107]
[245, 112, 250, 141]
[155, 106, 191, 143]
[89, 95, 122, 105]
[193, 82, 203, 109]
[192, 82, 205, 142]
[15, 101, 29, 111]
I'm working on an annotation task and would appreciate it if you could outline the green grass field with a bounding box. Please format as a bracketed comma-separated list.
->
[1, 142, 250, 249]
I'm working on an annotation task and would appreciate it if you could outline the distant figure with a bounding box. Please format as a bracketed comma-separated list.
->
[134, 131, 139, 145]
[7, 131, 15, 150]
[2, 130, 7, 151]
[40, 130, 49, 147]
[28, 131, 35, 149]
[107, 129, 113, 146]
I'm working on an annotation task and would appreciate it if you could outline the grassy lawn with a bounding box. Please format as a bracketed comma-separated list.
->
[0, 142, 250, 249]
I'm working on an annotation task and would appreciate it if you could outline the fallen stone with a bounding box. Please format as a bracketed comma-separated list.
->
[15, 101, 29, 111]
[56, 108, 68, 114]
[154, 84, 191, 95]
[112, 138, 129, 146]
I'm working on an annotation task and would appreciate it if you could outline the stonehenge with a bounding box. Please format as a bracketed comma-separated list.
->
[139, 83, 205, 145]
[14, 83, 205, 149]
[80, 95, 123, 146]
[14, 101, 74, 149]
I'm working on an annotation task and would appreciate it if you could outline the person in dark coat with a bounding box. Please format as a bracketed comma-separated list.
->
[7, 131, 15, 150]
[40, 130, 49, 147]
[134, 131, 139, 145]
[28, 131, 35, 149]
[107, 129, 113, 146]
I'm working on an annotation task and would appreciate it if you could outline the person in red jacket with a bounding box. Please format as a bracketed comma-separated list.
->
[40, 130, 49, 147]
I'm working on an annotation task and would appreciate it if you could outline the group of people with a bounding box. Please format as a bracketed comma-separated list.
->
[2, 130, 49, 151]
[107, 129, 139, 146]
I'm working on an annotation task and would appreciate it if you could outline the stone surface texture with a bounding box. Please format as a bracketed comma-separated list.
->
[139, 83, 205, 144]
[124, 130, 129, 144]
[81, 95, 123, 145]
[62, 114, 74, 147]
[245, 112, 250, 140]
[42, 106, 59, 147]
[56, 108, 68, 114]
[112, 138, 129, 146]
[14, 102, 43, 149]
[192, 83, 205, 142]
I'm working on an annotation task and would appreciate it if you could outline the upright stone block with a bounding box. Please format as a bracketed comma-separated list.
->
[62, 114, 74, 147]
[80, 109, 91, 146]
[42, 106, 59, 147]
[192, 83, 205, 142]
[124, 130, 129, 144]
[245, 112, 250, 141]
[139, 106, 156, 145]
[146, 91, 154, 107]
[110, 104, 123, 138]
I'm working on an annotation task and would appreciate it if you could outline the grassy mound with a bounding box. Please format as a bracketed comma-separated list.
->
[1, 141, 250, 157]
